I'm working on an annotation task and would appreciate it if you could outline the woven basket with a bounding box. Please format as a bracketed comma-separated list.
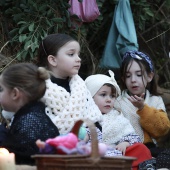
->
[32, 119, 136, 170]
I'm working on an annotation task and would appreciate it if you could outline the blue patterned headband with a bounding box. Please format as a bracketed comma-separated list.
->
[123, 51, 154, 72]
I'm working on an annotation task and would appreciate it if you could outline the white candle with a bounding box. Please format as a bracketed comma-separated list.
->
[0, 148, 15, 170]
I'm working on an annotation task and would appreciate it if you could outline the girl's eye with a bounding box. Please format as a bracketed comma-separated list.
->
[100, 93, 106, 97]
[68, 53, 74, 57]
[137, 74, 142, 77]
[125, 74, 131, 78]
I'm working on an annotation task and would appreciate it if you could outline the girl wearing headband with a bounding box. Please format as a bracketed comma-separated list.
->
[114, 50, 170, 157]
[85, 70, 152, 169]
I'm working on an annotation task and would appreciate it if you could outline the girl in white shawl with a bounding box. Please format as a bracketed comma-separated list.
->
[37, 33, 103, 136]
[85, 70, 141, 154]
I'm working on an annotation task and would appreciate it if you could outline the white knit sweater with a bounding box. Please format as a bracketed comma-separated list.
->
[41, 74, 103, 135]
[114, 90, 166, 142]
[102, 109, 136, 145]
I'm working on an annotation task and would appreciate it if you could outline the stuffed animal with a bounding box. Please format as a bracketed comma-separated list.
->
[36, 132, 107, 156]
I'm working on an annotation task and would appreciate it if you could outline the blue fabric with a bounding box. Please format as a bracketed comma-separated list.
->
[123, 51, 154, 72]
[100, 0, 138, 69]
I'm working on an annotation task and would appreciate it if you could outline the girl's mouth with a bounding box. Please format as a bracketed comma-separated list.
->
[132, 86, 138, 90]
[104, 105, 111, 108]
[74, 65, 80, 69]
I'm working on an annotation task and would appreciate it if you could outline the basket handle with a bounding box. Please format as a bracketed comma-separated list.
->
[71, 119, 100, 159]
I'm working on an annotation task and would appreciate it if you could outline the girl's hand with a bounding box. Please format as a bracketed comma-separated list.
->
[115, 142, 130, 155]
[36, 139, 46, 149]
[128, 93, 145, 110]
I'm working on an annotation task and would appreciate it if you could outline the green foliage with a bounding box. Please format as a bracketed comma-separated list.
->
[0, 0, 170, 87]
[1, 0, 74, 61]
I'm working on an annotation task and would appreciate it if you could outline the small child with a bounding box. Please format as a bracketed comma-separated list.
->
[85, 70, 152, 170]
[0, 63, 60, 164]
[85, 70, 141, 154]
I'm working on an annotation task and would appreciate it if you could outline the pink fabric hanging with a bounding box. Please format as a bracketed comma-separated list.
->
[68, 0, 100, 22]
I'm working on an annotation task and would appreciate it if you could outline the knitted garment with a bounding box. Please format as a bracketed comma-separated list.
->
[1, 101, 59, 164]
[102, 109, 138, 145]
[85, 70, 121, 97]
[114, 90, 167, 143]
[41, 75, 103, 134]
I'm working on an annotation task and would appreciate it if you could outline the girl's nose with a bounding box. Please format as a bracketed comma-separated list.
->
[131, 75, 136, 82]
[76, 55, 81, 62]
[106, 96, 111, 103]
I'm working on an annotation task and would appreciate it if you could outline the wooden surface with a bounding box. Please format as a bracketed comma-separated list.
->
[16, 165, 36, 170]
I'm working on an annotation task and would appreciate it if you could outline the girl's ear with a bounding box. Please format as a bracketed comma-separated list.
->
[11, 87, 20, 100]
[147, 72, 154, 83]
[47, 55, 57, 66]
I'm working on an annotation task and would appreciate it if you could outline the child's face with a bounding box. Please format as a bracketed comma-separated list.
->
[53, 41, 81, 78]
[125, 60, 149, 96]
[93, 85, 115, 114]
[0, 76, 15, 112]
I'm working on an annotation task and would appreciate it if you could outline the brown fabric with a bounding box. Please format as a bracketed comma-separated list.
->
[137, 104, 170, 143]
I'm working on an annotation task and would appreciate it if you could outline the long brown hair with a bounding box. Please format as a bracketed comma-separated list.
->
[120, 54, 160, 96]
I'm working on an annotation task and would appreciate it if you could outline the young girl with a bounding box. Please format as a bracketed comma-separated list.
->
[37, 33, 103, 136]
[85, 70, 152, 170]
[114, 50, 170, 157]
[0, 63, 60, 164]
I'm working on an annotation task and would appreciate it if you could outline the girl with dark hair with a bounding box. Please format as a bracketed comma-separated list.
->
[37, 33, 103, 138]
[114, 51, 170, 157]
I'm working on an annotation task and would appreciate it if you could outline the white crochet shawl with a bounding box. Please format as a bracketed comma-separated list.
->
[114, 90, 166, 142]
[102, 109, 136, 145]
[41, 74, 103, 135]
